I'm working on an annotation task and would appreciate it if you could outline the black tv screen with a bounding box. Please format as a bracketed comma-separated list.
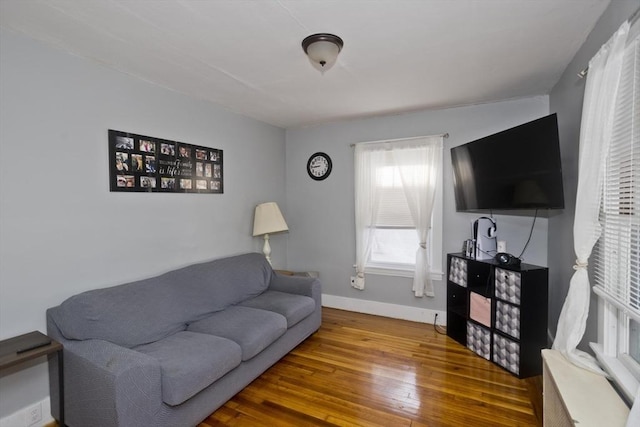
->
[451, 113, 565, 212]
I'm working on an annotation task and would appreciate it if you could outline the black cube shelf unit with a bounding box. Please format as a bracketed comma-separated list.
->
[446, 253, 548, 378]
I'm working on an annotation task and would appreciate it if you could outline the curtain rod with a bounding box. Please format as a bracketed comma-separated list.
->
[578, 6, 640, 78]
[349, 132, 449, 148]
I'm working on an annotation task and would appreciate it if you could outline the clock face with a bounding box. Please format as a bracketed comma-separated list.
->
[307, 152, 332, 181]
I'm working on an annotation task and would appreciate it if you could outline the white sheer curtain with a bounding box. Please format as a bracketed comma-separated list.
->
[394, 137, 443, 297]
[354, 136, 443, 294]
[354, 145, 384, 290]
[552, 21, 630, 373]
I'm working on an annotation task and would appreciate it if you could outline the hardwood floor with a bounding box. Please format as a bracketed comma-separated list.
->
[199, 308, 543, 427]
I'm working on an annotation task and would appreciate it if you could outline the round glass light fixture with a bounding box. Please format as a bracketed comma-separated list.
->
[302, 33, 344, 71]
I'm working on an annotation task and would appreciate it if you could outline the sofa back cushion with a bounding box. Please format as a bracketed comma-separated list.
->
[161, 252, 272, 313]
[50, 253, 272, 348]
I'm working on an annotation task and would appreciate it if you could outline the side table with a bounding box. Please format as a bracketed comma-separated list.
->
[0, 331, 64, 426]
[275, 270, 319, 278]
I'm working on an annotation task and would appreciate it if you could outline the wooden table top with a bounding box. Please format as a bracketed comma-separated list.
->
[0, 331, 62, 370]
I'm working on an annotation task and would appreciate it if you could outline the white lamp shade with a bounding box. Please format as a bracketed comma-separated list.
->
[306, 40, 341, 67]
[252, 202, 289, 236]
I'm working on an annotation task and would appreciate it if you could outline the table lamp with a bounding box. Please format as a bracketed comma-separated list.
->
[252, 202, 289, 265]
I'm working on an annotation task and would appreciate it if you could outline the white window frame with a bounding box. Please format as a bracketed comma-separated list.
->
[591, 303, 640, 403]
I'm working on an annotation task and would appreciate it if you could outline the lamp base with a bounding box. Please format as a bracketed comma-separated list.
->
[262, 233, 272, 266]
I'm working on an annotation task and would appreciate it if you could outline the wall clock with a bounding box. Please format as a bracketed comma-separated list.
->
[307, 152, 332, 181]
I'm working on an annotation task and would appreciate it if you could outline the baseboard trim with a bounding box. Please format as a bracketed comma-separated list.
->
[322, 294, 446, 325]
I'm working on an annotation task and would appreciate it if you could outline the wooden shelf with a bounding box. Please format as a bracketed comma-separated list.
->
[447, 253, 548, 378]
[0, 331, 64, 425]
[0, 331, 61, 370]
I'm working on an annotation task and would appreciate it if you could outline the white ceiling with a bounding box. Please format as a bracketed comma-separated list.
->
[0, 0, 610, 128]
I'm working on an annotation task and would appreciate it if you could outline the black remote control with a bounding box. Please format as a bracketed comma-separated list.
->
[16, 339, 51, 354]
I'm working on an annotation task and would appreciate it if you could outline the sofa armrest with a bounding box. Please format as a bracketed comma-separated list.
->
[50, 337, 162, 427]
[269, 273, 321, 302]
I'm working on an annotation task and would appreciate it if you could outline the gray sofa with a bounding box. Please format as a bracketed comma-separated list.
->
[46, 253, 321, 427]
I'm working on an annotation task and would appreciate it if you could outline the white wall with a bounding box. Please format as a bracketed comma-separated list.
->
[285, 97, 550, 313]
[0, 28, 287, 420]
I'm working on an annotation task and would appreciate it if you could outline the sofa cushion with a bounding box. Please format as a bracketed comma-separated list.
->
[187, 306, 287, 361]
[238, 290, 316, 328]
[161, 252, 273, 315]
[50, 253, 273, 348]
[51, 274, 189, 348]
[134, 331, 241, 406]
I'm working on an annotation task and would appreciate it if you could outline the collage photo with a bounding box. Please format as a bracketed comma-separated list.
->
[109, 130, 223, 193]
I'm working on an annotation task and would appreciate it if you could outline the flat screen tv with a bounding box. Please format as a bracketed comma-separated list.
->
[451, 113, 565, 212]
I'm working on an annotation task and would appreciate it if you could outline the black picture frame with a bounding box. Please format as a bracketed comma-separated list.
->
[109, 129, 223, 194]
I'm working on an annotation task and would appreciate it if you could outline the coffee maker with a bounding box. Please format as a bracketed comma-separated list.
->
[473, 217, 497, 260]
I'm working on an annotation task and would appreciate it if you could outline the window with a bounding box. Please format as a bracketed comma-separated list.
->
[591, 23, 640, 403]
[354, 135, 444, 295]
[368, 164, 439, 272]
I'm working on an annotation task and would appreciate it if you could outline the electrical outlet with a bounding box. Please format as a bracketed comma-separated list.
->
[26, 402, 41, 426]
[350, 276, 356, 287]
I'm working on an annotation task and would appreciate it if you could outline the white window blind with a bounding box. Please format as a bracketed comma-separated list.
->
[593, 36, 640, 323]
[375, 163, 422, 228]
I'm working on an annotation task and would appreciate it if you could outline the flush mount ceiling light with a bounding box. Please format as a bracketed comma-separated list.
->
[302, 33, 344, 72]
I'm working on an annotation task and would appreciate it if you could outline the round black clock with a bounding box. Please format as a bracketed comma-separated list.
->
[307, 152, 332, 181]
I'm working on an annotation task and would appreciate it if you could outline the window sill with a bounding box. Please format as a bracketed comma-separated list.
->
[364, 265, 443, 281]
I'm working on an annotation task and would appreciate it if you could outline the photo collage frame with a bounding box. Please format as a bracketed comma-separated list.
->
[109, 130, 223, 194]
